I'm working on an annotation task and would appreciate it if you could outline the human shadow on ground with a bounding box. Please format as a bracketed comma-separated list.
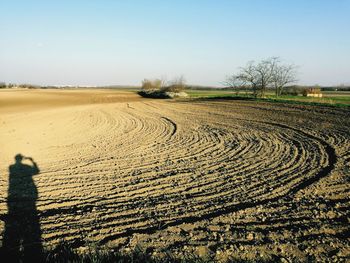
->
[1, 154, 43, 261]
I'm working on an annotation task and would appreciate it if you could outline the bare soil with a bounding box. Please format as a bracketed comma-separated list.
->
[0, 89, 349, 262]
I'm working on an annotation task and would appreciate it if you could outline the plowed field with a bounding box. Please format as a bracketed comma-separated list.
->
[0, 89, 349, 262]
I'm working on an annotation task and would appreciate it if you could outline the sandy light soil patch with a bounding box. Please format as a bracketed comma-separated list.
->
[0, 89, 349, 262]
[0, 88, 142, 113]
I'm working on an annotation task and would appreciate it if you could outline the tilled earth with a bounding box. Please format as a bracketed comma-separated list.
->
[0, 89, 349, 262]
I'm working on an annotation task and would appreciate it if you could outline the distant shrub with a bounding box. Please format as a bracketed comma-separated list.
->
[0, 83, 42, 89]
[139, 76, 187, 99]
[161, 76, 186, 93]
[17, 84, 41, 89]
[5, 83, 17, 88]
[141, 79, 163, 91]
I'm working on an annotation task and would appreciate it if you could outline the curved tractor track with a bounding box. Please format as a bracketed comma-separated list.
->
[0, 91, 349, 261]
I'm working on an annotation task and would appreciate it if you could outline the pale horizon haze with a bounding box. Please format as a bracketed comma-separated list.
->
[0, 0, 349, 87]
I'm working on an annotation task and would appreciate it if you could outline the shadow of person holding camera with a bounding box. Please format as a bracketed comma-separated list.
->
[1, 154, 43, 261]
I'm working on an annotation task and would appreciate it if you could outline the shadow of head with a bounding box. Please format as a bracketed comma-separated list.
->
[15, 153, 24, 162]
[10, 153, 39, 176]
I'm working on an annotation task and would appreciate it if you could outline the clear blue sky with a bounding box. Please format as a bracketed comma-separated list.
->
[1, 0, 349, 86]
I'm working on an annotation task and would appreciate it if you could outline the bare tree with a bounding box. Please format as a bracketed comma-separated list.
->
[238, 61, 260, 96]
[226, 60, 266, 97]
[254, 58, 276, 97]
[270, 58, 297, 96]
[223, 74, 243, 94]
[225, 62, 259, 95]
[226, 57, 298, 97]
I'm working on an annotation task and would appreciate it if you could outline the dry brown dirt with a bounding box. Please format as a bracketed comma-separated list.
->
[0, 89, 349, 262]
